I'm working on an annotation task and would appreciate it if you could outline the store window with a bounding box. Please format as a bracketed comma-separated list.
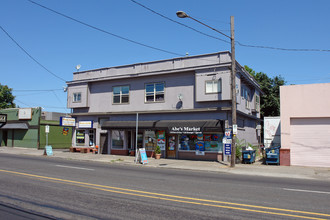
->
[144, 130, 156, 151]
[112, 130, 125, 149]
[113, 86, 129, 104]
[73, 92, 81, 103]
[145, 82, 165, 102]
[179, 133, 223, 152]
[76, 130, 85, 145]
[205, 79, 221, 94]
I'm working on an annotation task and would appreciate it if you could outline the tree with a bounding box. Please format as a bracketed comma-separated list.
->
[244, 66, 285, 118]
[0, 84, 16, 109]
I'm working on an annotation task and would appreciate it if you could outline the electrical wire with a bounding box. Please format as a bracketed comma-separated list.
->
[130, 0, 330, 52]
[0, 25, 67, 82]
[130, 0, 230, 44]
[14, 89, 63, 92]
[236, 41, 330, 52]
[28, 0, 184, 57]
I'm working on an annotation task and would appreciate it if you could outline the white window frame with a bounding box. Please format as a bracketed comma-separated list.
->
[145, 82, 165, 103]
[205, 79, 221, 94]
[255, 94, 260, 112]
[73, 92, 81, 103]
[113, 85, 130, 104]
[245, 92, 250, 109]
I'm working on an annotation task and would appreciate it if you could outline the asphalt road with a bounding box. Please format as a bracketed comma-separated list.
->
[0, 154, 329, 220]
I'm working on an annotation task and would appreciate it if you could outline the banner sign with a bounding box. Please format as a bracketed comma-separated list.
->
[60, 117, 76, 127]
[62, 127, 69, 136]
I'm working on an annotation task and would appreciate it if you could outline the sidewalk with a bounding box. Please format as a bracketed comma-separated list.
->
[1, 147, 329, 181]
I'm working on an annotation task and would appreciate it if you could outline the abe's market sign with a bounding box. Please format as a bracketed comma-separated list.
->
[170, 126, 202, 134]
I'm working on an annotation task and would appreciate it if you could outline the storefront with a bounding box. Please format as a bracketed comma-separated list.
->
[74, 120, 96, 147]
[101, 120, 224, 161]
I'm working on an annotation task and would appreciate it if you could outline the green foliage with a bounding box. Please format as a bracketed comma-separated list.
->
[235, 137, 245, 159]
[0, 84, 16, 109]
[244, 66, 285, 118]
[154, 145, 161, 154]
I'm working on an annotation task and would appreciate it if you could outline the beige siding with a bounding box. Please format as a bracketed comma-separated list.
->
[290, 118, 330, 167]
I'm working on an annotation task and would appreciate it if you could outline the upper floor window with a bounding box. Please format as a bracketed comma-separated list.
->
[73, 92, 81, 103]
[145, 82, 165, 102]
[205, 79, 221, 94]
[113, 86, 129, 104]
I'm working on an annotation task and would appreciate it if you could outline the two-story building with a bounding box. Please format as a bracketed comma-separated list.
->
[66, 51, 262, 161]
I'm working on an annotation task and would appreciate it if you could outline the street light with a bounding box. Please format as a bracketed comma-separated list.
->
[176, 11, 237, 167]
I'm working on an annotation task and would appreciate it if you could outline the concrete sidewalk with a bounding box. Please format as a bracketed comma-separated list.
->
[1, 147, 329, 181]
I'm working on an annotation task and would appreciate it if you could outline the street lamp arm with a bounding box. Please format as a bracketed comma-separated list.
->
[176, 11, 231, 40]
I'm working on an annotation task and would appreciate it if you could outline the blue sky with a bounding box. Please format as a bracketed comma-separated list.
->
[1, 0, 329, 113]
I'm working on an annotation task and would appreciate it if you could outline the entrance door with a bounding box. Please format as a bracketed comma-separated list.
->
[166, 134, 177, 159]
[1, 130, 8, 146]
[100, 133, 108, 154]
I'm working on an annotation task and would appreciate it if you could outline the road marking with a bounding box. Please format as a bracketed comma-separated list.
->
[283, 188, 330, 195]
[55, 165, 94, 171]
[0, 169, 329, 219]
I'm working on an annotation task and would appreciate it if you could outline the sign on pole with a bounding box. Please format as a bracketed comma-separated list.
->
[233, 124, 238, 135]
[225, 144, 232, 155]
[45, 125, 50, 133]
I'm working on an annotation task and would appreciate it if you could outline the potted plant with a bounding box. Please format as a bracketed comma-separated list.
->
[154, 145, 161, 159]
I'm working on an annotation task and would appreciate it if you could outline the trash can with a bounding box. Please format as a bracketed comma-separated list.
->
[242, 150, 256, 164]
[265, 146, 280, 165]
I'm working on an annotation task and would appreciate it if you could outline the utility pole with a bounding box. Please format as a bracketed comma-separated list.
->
[230, 16, 237, 168]
[176, 11, 237, 167]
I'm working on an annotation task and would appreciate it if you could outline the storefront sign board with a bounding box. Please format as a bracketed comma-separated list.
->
[224, 144, 231, 155]
[0, 114, 7, 123]
[170, 126, 202, 134]
[18, 108, 32, 119]
[139, 148, 148, 164]
[78, 120, 93, 129]
[45, 145, 53, 156]
[225, 129, 232, 139]
[60, 117, 76, 127]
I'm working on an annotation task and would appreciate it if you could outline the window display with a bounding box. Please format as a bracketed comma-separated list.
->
[76, 130, 85, 145]
[179, 133, 223, 152]
[112, 130, 125, 149]
[144, 130, 156, 151]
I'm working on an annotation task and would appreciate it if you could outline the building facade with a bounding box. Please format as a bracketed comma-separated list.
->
[67, 52, 262, 161]
[0, 108, 72, 149]
[280, 83, 330, 167]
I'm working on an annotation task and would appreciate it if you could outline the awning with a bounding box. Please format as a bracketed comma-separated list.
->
[0, 123, 29, 130]
[101, 120, 223, 133]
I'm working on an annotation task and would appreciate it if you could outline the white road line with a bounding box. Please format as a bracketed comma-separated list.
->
[283, 188, 330, 195]
[55, 165, 95, 171]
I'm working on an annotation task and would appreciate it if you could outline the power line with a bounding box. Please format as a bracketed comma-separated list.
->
[130, 0, 330, 52]
[13, 89, 62, 92]
[28, 0, 184, 57]
[0, 25, 67, 82]
[236, 41, 330, 52]
[130, 0, 230, 44]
